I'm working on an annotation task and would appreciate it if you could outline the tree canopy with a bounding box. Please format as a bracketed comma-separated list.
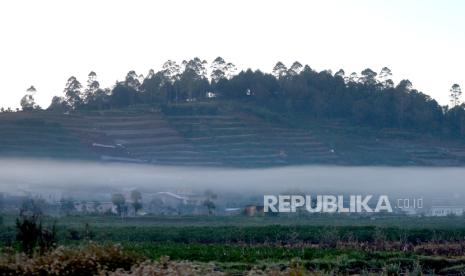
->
[17, 57, 461, 138]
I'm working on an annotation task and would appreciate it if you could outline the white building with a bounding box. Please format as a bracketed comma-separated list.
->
[431, 206, 464, 216]
[430, 198, 465, 216]
[73, 201, 117, 214]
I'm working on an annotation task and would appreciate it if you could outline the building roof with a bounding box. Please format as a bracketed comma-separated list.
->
[156, 192, 188, 201]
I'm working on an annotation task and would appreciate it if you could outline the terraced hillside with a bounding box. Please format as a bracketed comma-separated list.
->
[0, 109, 337, 166]
[0, 112, 97, 159]
[302, 119, 465, 166]
[77, 112, 218, 166]
[164, 114, 337, 166]
[1, 107, 465, 167]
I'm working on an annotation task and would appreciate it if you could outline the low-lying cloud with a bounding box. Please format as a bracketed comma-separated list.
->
[0, 158, 464, 200]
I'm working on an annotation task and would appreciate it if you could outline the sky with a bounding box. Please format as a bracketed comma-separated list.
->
[0, 0, 464, 109]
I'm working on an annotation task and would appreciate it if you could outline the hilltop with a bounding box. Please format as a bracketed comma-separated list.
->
[1, 102, 465, 167]
[4, 58, 465, 167]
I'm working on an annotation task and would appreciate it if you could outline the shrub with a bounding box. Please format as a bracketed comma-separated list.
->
[107, 257, 226, 276]
[15, 202, 57, 256]
[0, 243, 142, 275]
[16, 209, 42, 256]
[37, 223, 57, 255]
[68, 229, 81, 241]
[384, 263, 400, 276]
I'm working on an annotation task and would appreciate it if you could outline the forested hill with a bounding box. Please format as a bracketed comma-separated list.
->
[2, 57, 465, 166]
[16, 57, 465, 139]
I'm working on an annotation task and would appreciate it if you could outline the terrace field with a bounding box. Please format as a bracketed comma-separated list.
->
[1, 102, 465, 167]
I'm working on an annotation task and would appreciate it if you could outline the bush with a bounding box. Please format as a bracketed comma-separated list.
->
[16, 210, 42, 256]
[107, 257, 225, 276]
[0, 243, 142, 275]
[15, 201, 58, 256]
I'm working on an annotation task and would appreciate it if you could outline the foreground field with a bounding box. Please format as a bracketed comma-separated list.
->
[2, 215, 465, 274]
[0, 243, 452, 275]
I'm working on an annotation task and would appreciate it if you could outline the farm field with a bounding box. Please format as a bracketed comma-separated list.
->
[2, 215, 465, 274]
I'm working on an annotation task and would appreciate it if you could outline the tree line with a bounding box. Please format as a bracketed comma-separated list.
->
[13, 57, 465, 137]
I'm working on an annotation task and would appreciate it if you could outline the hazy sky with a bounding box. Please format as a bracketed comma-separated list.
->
[0, 0, 464, 108]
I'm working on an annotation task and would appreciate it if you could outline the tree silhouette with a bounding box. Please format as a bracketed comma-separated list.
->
[125, 71, 141, 91]
[84, 71, 100, 104]
[130, 190, 143, 215]
[64, 76, 83, 109]
[111, 193, 126, 216]
[20, 85, 38, 111]
[272, 62, 287, 78]
[348, 72, 359, 83]
[379, 67, 393, 88]
[288, 61, 303, 76]
[450, 84, 462, 107]
[335, 69, 345, 80]
[360, 68, 377, 86]
[203, 190, 217, 215]
[211, 56, 227, 82]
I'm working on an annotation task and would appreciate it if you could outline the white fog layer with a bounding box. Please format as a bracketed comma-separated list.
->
[0, 159, 464, 200]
